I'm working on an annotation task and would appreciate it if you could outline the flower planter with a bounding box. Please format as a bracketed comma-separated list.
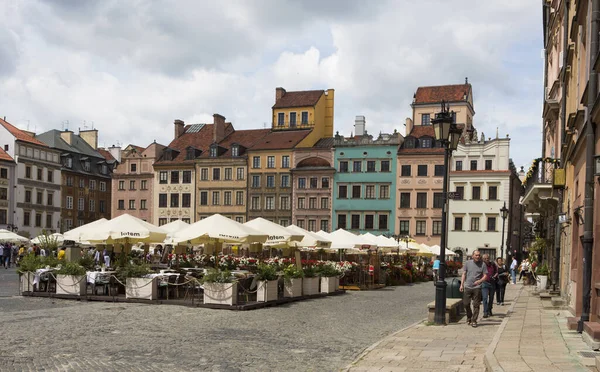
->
[537, 275, 548, 291]
[257, 280, 278, 302]
[320, 276, 338, 293]
[204, 282, 238, 305]
[126, 277, 157, 300]
[284, 278, 302, 298]
[303, 277, 320, 296]
[56, 274, 87, 296]
[20, 272, 35, 293]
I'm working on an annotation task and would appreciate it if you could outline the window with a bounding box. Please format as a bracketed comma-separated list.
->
[455, 161, 463, 171]
[416, 192, 427, 208]
[282, 155, 290, 168]
[321, 177, 329, 188]
[416, 221, 426, 235]
[338, 185, 347, 198]
[159, 171, 168, 184]
[223, 191, 232, 206]
[201, 168, 208, 181]
[158, 194, 167, 208]
[79, 178, 85, 188]
[64, 218, 73, 230]
[488, 186, 498, 200]
[434, 165, 444, 176]
[234, 217, 243, 223]
[64, 157, 72, 168]
[129, 180, 136, 190]
[470, 160, 477, 171]
[298, 178, 306, 189]
[23, 211, 30, 226]
[289, 112, 297, 127]
[297, 197, 305, 209]
[47, 169, 53, 183]
[267, 156, 275, 168]
[297, 219, 305, 229]
[236, 168, 244, 180]
[0, 168, 6, 179]
[99, 200, 105, 213]
[367, 161, 376, 172]
[101, 164, 107, 174]
[78, 198, 84, 211]
[365, 185, 375, 199]
[213, 168, 220, 181]
[265, 196, 275, 210]
[210, 146, 217, 157]
[352, 185, 361, 198]
[99, 182, 106, 192]
[46, 214, 52, 229]
[417, 165, 427, 177]
[485, 160, 493, 170]
[37, 168, 43, 181]
[25, 190, 32, 203]
[182, 193, 191, 208]
[320, 197, 328, 209]
[83, 161, 90, 172]
[172, 171, 182, 184]
[231, 146, 239, 157]
[380, 185, 389, 199]
[365, 215, 374, 229]
[454, 217, 463, 231]
[399, 220, 409, 235]
[224, 168, 232, 180]
[433, 192, 444, 208]
[212, 191, 220, 205]
[129, 200, 136, 210]
[0, 210, 6, 224]
[455, 186, 464, 200]
[380, 160, 390, 172]
[25, 166, 31, 178]
[182, 171, 192, 183]
[253, 156, 261, 168]
[158, 218, 167, 226]
[280, 196, 289, 210]
[277, 112, 285, 126]
[421, 138, 432, 148]
[378, 215, 388, 230]
[35, 213, 42, 227]
[308, 197, 317, 209]
[301, 111, 309, 125]
[89, 180, 96, 190]
[309, 177, 318, 188]
[471, 217, 480, 231]
[353, 161, 362, 172]
[421, 113, 430, 125]
[252, 175, 260, 188]
[280, 219, 289, 227]
[140, 200, 147, 210]
[472, 186, 481, 200]
[401, 165, 411, 177]
[432, 221, 442, 235]
[251, 196, 260, 210]
[351, 214, 360, 229]
[66, 176, 73, 187]
[66, 196, 74, 209]
[200, 192, 208, 206]
[266, 175, 275, 188]
[400, 192, 411, 208]
[36, 191, 43, 205]
[130, 163, 137, 172]
[0, 188, 6, 201]
[182, 218, 191, 224]
[47, 192, 53, 206]
[281, 174, 289, 187]
[236, 191, 244, 205]
[487, 217, 497, 231]
[320, 219, 329, 232]
[337, 215, 347, 229]
[339, 161, 348, 173]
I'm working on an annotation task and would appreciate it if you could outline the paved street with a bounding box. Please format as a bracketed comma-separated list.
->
[0, 267, 434, 371]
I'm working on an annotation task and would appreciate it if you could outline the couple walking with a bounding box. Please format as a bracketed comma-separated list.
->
[459, 250, 509, 327]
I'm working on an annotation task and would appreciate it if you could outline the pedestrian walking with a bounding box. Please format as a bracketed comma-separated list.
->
[519, 258, 530, 282]
[11, 244, 18, 268]
[495, 257, 509, 305]
[0, 243, 4, 268]
[460, 250, 489, 328]
[481, 254, 497, 318]
[432, 256, 440, 283]
[510, 256, 518, 284]
[3, 243, 11, 268]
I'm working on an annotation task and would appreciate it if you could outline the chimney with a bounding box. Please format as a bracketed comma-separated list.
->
[60, 130, 74, 145]
[108, 145, 122, 163]
[79, 129, 98, 149]
[276, 87, 286, 102]
[354, 116, 366, 136]
[174, 119, 185, 139]
[405, 118, 413, 135]
[213, 114, 226, 143]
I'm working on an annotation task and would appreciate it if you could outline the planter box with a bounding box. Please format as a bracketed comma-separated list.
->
[56, 274, 87, 296]
[303, 277, 320, 296]
[204, 282, 238, 305]
[321, 276, 338, 293]
[284, 278, 302, 298]
[126, 277, 157, 300]
[537, 275, 548, 291]
[257, 280, 278, 302]
[20, 272, 35, 293]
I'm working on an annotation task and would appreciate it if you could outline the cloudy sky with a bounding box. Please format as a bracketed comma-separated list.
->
[0, 0, 541, 168]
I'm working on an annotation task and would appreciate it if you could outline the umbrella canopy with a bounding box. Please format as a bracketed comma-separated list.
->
[427, 244, 456, 257]
[328, 229, 377, 250]
[407, 242, 434, 256]
[31, 233, 64, 245]
[63, 218, 108, 242]
[286, 224, 331, 249]
[159, 220, 190, 243]
[244, 218, 303, 247]
[170, 214, 268, 244]
[77, 214, 167, 244]
[0, 229, 30, 243]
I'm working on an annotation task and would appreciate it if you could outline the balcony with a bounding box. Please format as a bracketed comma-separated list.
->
[272, 121, 315, 130]
[521, 158, 560, 214]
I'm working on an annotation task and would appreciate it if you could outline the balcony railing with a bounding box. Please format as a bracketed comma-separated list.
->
[272, 121, 315, 130]
[523, 158, 557, 196]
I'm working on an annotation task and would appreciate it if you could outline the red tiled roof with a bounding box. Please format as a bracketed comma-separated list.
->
[212, 129, 271, 155]
[397, 148, 445, 155]
[156, 123, 234, 164]
[414, 84, 471, 105]
[250, 130, 312, 151]
[0, 118, 47, 146]
[97, 148, 115, 161]
[0, 147, 14, 162]
[272, 90, 324, 109]
[407, 125, 435, 138]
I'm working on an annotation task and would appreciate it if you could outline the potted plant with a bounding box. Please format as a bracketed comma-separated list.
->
[17, 254, 41, 293]
[283, 264, 304, 298]
[56, 262, 87, 296]
[536, 263, 549, 290]
[318, 264, 340, 293]
[203, 269, 238, 305]
[117, 263, 156, 300]
[255, 264, 278, 302]
[302, 265, 320, 296]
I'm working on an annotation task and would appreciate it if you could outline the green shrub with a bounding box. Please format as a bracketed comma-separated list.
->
[78, 255, 95, 271]
[303, 265, 318, 278]
[202, 268, 233, 283]
[116, 263, 153, 281]
[255, 264, 278, 281]
[317, 264, 340, 278]
[56, 262, 87, 276]
[17, 254, 42, 274]
[537, 263, 549, 276]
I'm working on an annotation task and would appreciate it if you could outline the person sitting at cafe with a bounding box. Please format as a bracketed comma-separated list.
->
[57, 247, 66, 260]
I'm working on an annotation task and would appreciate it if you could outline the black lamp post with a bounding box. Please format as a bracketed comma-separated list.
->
[500, 202, 509, 261]
[431, 101, 461, 325]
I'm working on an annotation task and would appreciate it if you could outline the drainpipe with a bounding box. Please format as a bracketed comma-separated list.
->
[578, 0, 599, 333]
[542, 0, 551, 158]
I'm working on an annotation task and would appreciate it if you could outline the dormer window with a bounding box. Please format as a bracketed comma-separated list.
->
[404, 138, 415, 149]
[83, 161, 90, 172]
[420, 138, 432, 148]
[210, 145, 217, 158]
[231, 145, 239, 157]
[63, 157, 73, 168]
[186, 148, 195, 160]
[101, 164, 107, 174]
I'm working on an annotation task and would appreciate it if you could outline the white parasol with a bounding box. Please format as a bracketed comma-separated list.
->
[76, 214, 167, 244]
[286, 224, 331, 249]
[244, 218, 303, 247]
[0, 229, 30, 243]
[170, 214, 268, 244]
[63, 218, 108, 243]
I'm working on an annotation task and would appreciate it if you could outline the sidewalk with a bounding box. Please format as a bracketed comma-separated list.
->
[343, 283, 595, 372]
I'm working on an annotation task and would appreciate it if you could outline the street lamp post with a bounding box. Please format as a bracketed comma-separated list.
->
[500, 202, 509, 261]
[431, 101, 461, 325]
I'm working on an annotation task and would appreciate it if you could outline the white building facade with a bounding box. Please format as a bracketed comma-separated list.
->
[447, 135, 512, 261]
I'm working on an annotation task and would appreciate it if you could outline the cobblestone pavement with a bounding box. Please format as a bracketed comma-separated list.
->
[0, 269, 434, 372]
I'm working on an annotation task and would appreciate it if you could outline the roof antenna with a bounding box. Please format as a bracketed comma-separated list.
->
[465, 77, 468, 84]
[26, 120, 30, 131]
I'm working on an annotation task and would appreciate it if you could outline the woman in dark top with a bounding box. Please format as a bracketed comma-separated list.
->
[495, 257, 509, 305]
